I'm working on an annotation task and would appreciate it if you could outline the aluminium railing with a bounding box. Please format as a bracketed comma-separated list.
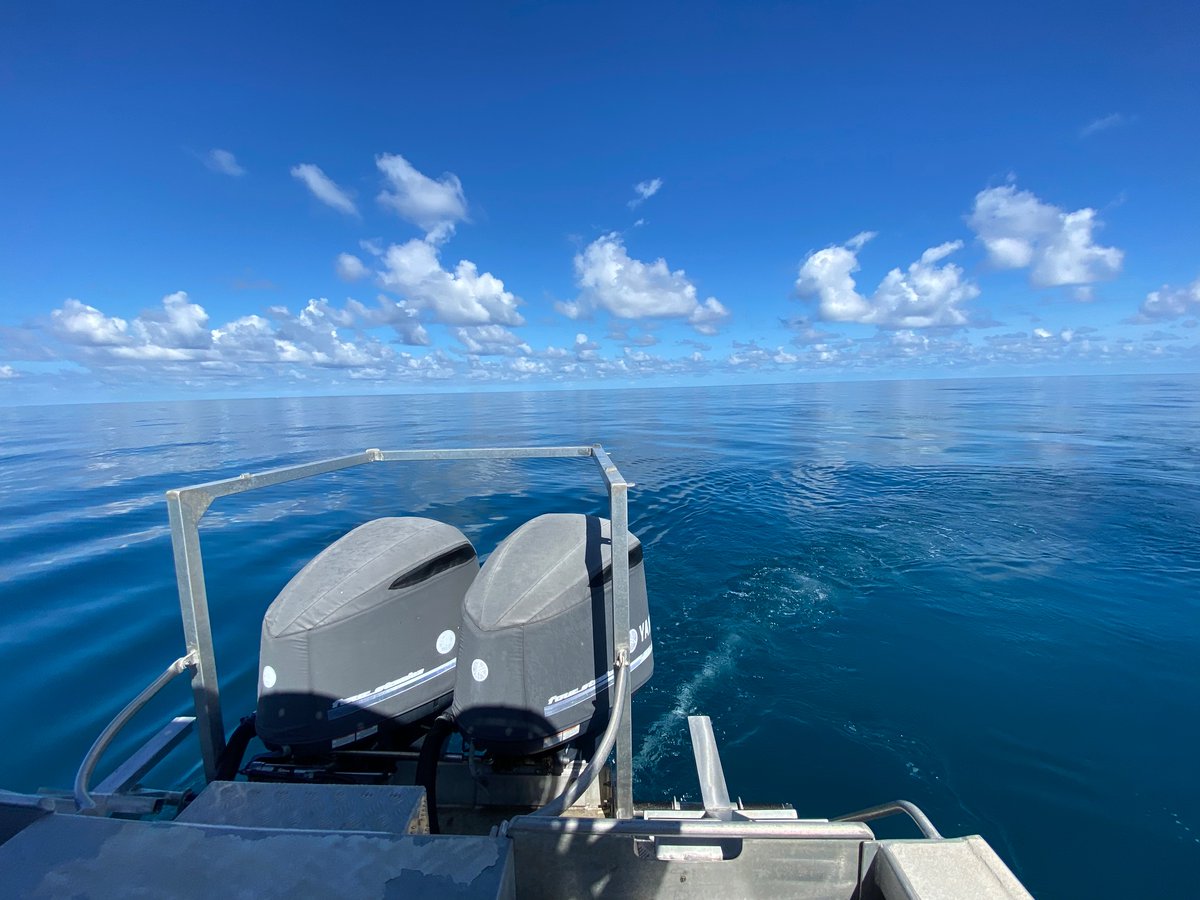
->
[74, 654, 196, 811]
[164, 445, 637, 818]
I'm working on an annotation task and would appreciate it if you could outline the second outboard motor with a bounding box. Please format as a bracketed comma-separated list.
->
[256, 517, 477, 753]
[451, 513, 653, 756]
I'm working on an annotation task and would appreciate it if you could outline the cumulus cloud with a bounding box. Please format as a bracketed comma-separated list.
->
[376, 153, 467, 241]
[559, 233, 729, 335]
[968, 185, 1123, 287]
[51, 299, 131, 346]
[377, 239, 524, 327]
[727, 340, 799, 367]
[628, 178, 663, 209]
[796, 233, 979, 328]
[204, 148, 245, 176]
[0, 365, 17, 379]
[573, 333, 600, 361]
[42, 293, 407, 374]
[1136, 277, 1200, 321]
[132, 291, 212, 349]
[336, 253, 369, 281]
[1080, 113, 1129, 138]
[453, 325, 532, 357]
[290, 164, 358, 216]
[345, 295, 430, 346]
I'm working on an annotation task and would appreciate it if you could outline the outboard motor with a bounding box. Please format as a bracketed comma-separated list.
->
[256, 517, 477, 754]
[451, 513, 653, 757]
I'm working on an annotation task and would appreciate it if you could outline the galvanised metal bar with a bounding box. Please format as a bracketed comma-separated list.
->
[688, 716, 733, 819]
[378, 447, 592, 461]
[95, 717, 196, 795]
[172, 450, 381, 507]
[167, 489, 226, 781]
[591, 444, 634, 818]
[506, 815, 875, 840]
[75, 654, 195, 811]
[833, 800, 943, 840]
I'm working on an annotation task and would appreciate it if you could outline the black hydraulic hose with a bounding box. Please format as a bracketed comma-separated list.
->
[416, 713, 456, 834]
[533, 656, 629, 818]
[214, 714, 258, 782]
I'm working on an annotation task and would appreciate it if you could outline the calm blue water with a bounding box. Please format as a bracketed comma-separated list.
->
[1, 376, 1198, 897]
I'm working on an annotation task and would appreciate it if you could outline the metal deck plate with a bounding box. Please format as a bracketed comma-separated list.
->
[0, 813, 514, 899]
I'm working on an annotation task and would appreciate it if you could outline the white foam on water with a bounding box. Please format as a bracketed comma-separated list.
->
[633, 633, 743, 775]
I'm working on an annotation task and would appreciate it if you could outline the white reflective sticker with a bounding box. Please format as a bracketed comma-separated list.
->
[436, 629, 456, 655]
[262, 665, 277, 689]
[471, 659, 489, 682]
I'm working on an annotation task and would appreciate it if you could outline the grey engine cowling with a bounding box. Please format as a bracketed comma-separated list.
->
[257, 517, 477, 752]
[451, 513, 653, 756]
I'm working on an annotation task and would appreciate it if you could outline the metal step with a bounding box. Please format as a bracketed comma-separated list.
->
[176, 780, 428, 834]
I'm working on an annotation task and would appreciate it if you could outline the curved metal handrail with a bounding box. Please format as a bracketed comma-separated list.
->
[74, 653, 196, 812]
[832, 800, 943, 839]
[532, 651, 629, 818]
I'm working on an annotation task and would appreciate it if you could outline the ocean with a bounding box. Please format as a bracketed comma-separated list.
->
[1, 375, 1197, 897]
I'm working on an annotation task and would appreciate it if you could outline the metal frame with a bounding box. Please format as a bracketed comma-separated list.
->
[164, 445, 637, 815]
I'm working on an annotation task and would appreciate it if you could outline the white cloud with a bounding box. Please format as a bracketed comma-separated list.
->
[1137, 277, 1200, 321]
[205, 149, 245, 176]
[290, 163, 358, 216]
[510, 357, 549, 376]
[560, 233, 729, 334]
[210, 315, 276, 359]
[573, 332, 600, 361]
[968, 185, 1123, 287]
[794, 238, 872, 323]
[1080, 113, 1129, 138]
[628, 178, 663, 208]
[345, 295, 430, 346]
[453, 325, 532, 356]
[336, 253, 369, 281]
[132, 291, 211, 349]
[377, 239, 524, 327]
[0, 365, 16, 379]
[376, 153, 467, 241]
[230, 299, 392, 370]
[727, 341, 799, 367]
[43, 293, 408, 374]
[50, 299, 130, 346]
[796, 234, 979, 328]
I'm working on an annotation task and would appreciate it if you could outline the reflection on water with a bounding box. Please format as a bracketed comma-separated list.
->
[1, 375, 1198, 899]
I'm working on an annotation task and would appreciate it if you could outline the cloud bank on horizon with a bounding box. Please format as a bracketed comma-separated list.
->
[3, 153, 1197, 400]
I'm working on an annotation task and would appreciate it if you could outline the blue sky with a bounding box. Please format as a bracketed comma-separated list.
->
[2, 1, 1198, 403]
